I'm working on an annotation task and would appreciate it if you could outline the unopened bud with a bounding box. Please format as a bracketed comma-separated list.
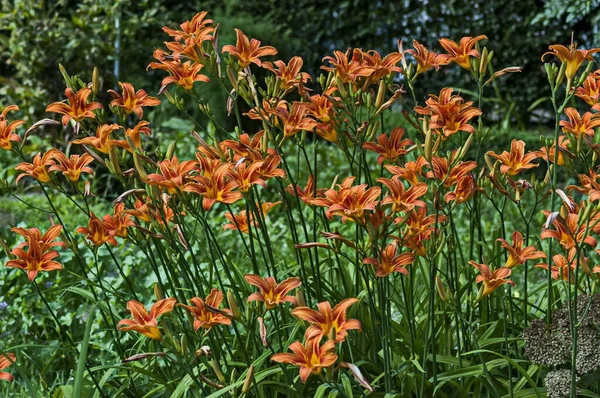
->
[436, 275, 449, 302]
[108, 146, 122, 177]
[154, 284, 164, 300]
[479, 48, 489, 77]
[336, 76, 347, 99]
[180, 335, 189, 356]
[424, 127, 433, 161]
[226, 290, 241, 320]
[133, 152, 148, 180]
[296, 290, 307, 308]
[484, 153, 495, 173]
[556, 61, 566, 88]
[92, 67, 100, 95]
[242, 365, 255, 394]
[165, 141, 176, 160]
[211, 358, 226, 383]
[375, 80, 386, 109]
[458, 134, 474, 160]
[227, 66, 238, 90]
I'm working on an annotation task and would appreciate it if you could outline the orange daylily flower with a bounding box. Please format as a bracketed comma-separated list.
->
[542, 43, 600, 80]
[292, 298, 361, 342]
[536, 249, 586, 283]
[71, 124, 129, 154]
[385, 156, 429, 185]
[497, 231, 546, 269]
[228, 160, 266, 193]
[286, 175, 326, 204]
[184, 163, 243, 210]
[263, 56, 311, 91]
[439, 36, 487, 70]
[469, 261, 514, 297]
[222, 29, 278, 68]
[363, 242, 415, 277]
[574, 70, 600, 105]
[12, 224, 65, 252]
[275, 102, 318, 138]
[179, 289, 233, 331]
[405, 40, 450, 77]
[363, 128, 413, 165]
[486, 139, 541, 176]
[221, 132, 277, 162]
[124, 197, 176, 226]
[271, 336, 338, 383]
[359, 50, 403, 86]
[149, 52, 210, 91]
[445, 174, 478, 203]
[15, 149, 59, 183]
[162, 11, 214, 42]
[568, 169, 600, 201]
[245, 274, 301, 310]
[108, 82, 161, 118]
[245, 99, 288, 124]
[560, 107, 600, 137]
[540, 135, 571, 166]
[125, 121, 152, 149]
[102, 203, 135, 238]
[146, 156, 198, 194]
[48, 152, 94, 182]
[117, 298, 176, 340]
[321, 49, 374, 84]
[427, 154, 477, 189]
[223, 201, 280, 234]
[76, 213, 118, 247]
[46, 87, 102, 126]
[401, 207, 446, 256]
[7, 226, 64, 282]
[306, 94, 336, 123]
[0, 105, 24, 150]
[378, 178, 427, 213]
[311, 177, 381, 224]
[0, 354, 16, 382]
[414, 87, 482, 138]
[256, 154, 286, 180]
[541, 211, 597, 250]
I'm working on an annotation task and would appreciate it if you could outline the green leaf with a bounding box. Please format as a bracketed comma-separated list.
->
[52, 386, 73, 398]
[73, 303, 98, 398]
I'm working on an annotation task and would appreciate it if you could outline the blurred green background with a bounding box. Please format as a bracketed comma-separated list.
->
[1, 0, 600, 128]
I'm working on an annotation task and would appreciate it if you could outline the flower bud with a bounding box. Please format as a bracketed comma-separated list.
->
[242, 365, 255, 394]
[92, 67, 100, 95]
[180, 335, 189, 356]
[556, 61, 567, 88]
[479, 47, 489, 77]
[108, 146, 122, 177]
[165, 141, 177, 160]
[436, 275, 449, 302]
[227, 66, 238, 90]
[154, 283, 164, 300]
[226, 290, 241, 320]
[484, 153, 495, 173]
[296, 290, 307, 308]
[375, 80, 386, 109]
[336, 76, 347, 99]
[133, 152, 148, 180]
[458, 134, 474, 160]
[211, 358, 226, 383]
[424, 127, 433, 161]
